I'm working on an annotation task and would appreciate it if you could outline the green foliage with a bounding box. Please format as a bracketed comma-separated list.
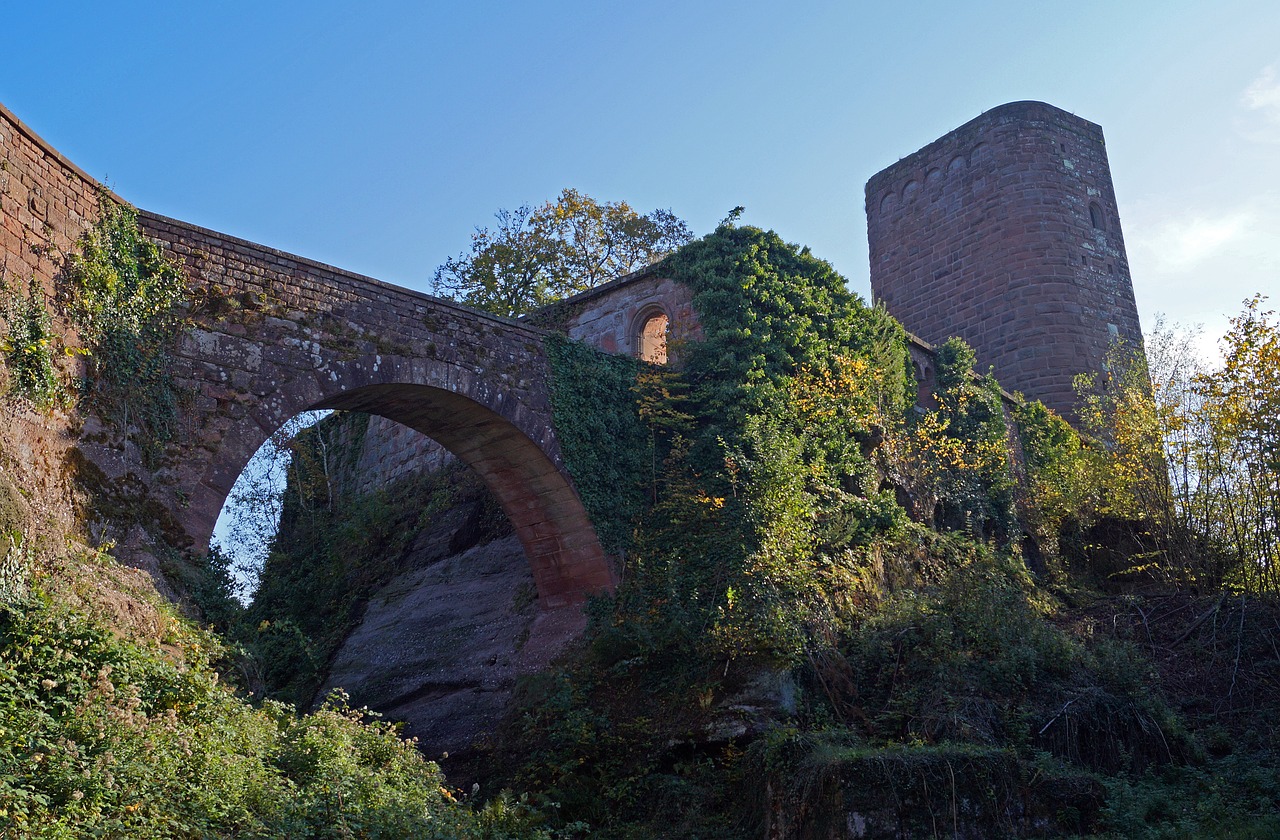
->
[62, 192, 189, 459]
[751, 731, 1083, 840]
[926, 337, 1018, 537]
[832, 548, 1188, 770]
[1189, 296, 1280, 591]
[0, 276, 63, 410]
[544, 333, 650, 552]
[666, 223, 911, 441]
[0, 551, 554, 839]
[1098, 753, 1280, 839]
[502, 663, 743, 838]
[1071, 300, 1280, 591]
[433, 189, 692, 317]
[1013, 397, 1099, 557]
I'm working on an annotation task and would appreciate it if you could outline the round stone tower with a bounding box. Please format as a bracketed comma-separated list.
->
[866, 101, 1142, 416]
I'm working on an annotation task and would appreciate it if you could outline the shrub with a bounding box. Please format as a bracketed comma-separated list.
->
[0, 545, 553, 839]
[0, 276, 63, 410]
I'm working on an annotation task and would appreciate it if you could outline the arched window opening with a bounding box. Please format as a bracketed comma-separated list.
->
[637, 311, 669, 364]
[1089, 201, 1106, 231]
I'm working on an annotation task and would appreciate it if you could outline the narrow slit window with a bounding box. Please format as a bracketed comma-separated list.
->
[1089, 202, 1106, 230]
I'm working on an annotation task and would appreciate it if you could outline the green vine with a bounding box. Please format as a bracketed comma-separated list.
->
[544, 332, 650, 552]
[62, 192, 190, 460]
[924, 337, 1018, 538]
[611, 223, 917, 660]
[0, 274, 63, 410]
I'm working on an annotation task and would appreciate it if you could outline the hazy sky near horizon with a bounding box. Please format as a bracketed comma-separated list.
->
[3, 1, 1278, 347]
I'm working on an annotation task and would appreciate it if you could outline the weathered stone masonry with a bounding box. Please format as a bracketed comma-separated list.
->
[866, 101, 1142, 416]
[0, 98, 1145, 615]
[0, 101, 613, 612]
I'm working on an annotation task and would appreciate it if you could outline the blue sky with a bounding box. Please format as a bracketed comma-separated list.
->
[3, 1, 1278, 344]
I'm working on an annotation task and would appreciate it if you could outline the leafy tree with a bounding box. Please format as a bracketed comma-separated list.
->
[1073, 296, 1280, 591]
[1194, 295, 1280, 590]
[432, 188, 691, 317]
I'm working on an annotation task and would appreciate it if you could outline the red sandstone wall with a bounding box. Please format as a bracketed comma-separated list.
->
[0, 103, 102, 314]
[345, 415, 453, 497]
[534, 268, 700, 359]
[866, 101, 1142, 416]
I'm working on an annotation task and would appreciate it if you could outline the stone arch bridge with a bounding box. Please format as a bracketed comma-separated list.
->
[143, 212, 618, 610]
[1, 101, 702, 614]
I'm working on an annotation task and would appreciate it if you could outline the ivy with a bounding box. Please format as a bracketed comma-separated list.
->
[544, 332, 650, 552]
[665, 223, 913, 450]
[0, 275, 63, 410]
[918, 337, 1018, 538]
[62, 192, 189, 460]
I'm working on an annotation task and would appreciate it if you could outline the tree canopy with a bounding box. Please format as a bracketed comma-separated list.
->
[431, 189, 691, 317]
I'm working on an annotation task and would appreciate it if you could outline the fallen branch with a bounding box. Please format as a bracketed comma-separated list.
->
[1038, 698, 1078, 736]
[1170, 593, 1226, 647]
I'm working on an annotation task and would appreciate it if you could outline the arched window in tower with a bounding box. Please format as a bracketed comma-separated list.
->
[1089, 201, 1106, 231]
[636, 309, 669, 365]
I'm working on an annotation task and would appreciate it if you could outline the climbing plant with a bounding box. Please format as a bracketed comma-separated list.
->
[544, 332, 651, 553]
[597, 222, 917, 665]
[0, 274, 63, 410]
[885, 337, 1016, 539]
[62, 192, 189, 459]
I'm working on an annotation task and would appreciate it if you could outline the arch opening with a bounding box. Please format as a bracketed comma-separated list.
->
[635, 308, 670, 364]
[199, 379, 614, 612]
[210, 403, 576, 768]
[1089, 201, 1106, 231]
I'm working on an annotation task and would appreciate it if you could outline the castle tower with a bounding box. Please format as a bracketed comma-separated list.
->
[866, 101, 1142, 416]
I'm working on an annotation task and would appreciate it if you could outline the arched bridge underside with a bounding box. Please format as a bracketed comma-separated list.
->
[142, 213, 614, 610]
[0, 102, 612, 611]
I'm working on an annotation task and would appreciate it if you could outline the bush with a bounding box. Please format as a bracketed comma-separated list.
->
[0, 548, 553, 839]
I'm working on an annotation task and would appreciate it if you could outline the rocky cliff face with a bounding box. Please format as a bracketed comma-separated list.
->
[258, 413, 549, 776]
[319, 532, 536, 766]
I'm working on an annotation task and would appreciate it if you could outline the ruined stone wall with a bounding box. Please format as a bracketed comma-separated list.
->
[531, 267, 700, 357]
[312, 411, 453, 499]
[346, 415, 453, 497]
[866, 101, 1142, 416]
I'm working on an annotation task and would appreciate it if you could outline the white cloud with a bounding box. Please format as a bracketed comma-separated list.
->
[1126, 195, 1280, 337]
[1139, 209, 1253, 273]
[1238, 64, 1280, 143]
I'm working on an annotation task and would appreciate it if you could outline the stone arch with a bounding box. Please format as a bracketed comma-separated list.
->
[184, 352, 614, 611]
[631, 303, 670, 364]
